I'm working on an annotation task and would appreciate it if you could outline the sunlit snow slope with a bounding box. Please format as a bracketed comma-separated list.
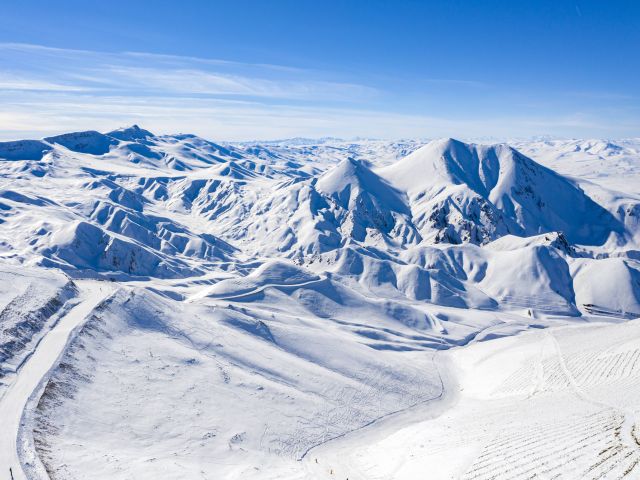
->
[1, 128, 640, 479]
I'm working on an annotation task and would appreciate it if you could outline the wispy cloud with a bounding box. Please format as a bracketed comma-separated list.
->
[0, 42, 377, 101]
[0, 73, 92, 92]
[89, 65, 378, 100]
[3, 89, 636, 142]
[0, 91, 448, 140]
[0, 43, 637, 140]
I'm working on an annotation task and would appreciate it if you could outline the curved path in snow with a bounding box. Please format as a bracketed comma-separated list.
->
[0, 280, 114, 480]
[300, 349, 459, 479]
[296, 321, 640, 479]
[189, 276, 328, 302]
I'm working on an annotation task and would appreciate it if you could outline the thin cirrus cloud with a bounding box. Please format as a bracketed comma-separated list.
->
[0, 43, 637, 141]
[0, 42, 378, 101]
[0, 42, 401, 140]
[0, 72, 95, 92]
[94, 66, 378, 100]
[0, 92, 446, 140]
[2, 90, 629, 143]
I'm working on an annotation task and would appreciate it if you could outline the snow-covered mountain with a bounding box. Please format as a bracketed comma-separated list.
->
[2, 127, 639, 329]
[2, 129, 640, 479]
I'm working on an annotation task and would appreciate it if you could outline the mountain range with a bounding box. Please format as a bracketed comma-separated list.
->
[2, 127, 640, 479]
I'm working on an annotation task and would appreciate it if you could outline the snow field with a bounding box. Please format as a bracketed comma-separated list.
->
[1, 130, 640, 478]
[305, 322, 640, 479]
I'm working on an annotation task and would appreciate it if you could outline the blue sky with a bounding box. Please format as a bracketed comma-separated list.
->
[1, 0, 638, 140]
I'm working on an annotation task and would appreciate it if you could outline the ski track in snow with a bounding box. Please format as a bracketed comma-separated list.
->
[0, 281, 114, 480]
[299, 348, 448, 461]
[301, 322, 640, 480]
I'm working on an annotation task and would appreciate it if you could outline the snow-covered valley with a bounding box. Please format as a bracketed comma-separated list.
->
[1, 127, 640, 479]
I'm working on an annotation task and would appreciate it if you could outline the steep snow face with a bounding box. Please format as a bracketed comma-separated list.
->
[44, 130, 118, 155]
[316, 158, 406, 212]
[573, 257, 640, 317]
[0, 140, 52, 161]
[0, 266, 77, 393]
[106, 124, 155, 142]
[40, 221, 213, 278]
[315, 157, 417, 244]
[379, 138, 619, 245]
[213, 158, 420, 259]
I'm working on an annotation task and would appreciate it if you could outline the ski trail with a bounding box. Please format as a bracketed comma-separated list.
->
[0, 280, 115, 480]
[547, 330, 640, 455]
[300, 349, 457, 479]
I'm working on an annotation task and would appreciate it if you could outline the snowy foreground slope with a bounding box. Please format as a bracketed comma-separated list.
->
[1, 128, 640, 479]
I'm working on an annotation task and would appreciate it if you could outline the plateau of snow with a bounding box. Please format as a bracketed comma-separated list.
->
[1, 127, 640, 479]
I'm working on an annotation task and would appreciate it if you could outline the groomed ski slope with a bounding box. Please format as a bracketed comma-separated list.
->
[7, 309, 640, 479]
[302, 319, 640, 479]
[0, 281, 113, 480]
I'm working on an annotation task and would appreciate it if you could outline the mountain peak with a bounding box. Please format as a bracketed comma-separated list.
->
[380, 138, 518, 196]
[379, 137, 619, 246]
[44, 130, 117, 155]
[107, 125, 155, 141]
[316, 156, 409, 216]
[316, 157, 367, 194]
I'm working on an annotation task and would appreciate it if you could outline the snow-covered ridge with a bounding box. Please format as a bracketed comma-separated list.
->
[2, 128, 640, 478]
[1, 128, 639, 310]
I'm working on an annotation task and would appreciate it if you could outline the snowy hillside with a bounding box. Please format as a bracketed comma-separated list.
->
[2, 128, 640, 479]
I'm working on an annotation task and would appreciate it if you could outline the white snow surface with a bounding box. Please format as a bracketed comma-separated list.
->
[1, 128, 640, 478]
[0, 281, 113, 480]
